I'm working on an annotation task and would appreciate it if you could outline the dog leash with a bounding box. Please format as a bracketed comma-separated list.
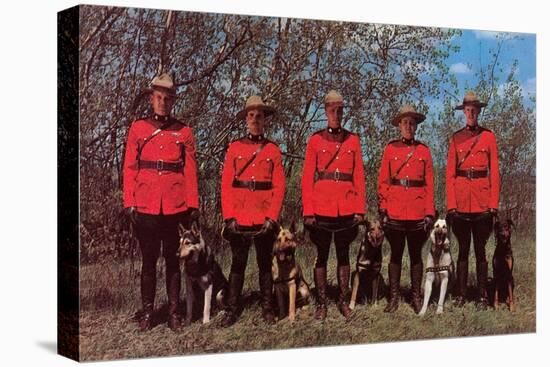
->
[307, 220, 367, 233]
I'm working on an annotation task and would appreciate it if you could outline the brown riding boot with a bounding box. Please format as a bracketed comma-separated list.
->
[221, 273, 244, 328]
[139, 303, 154, 332]
[454, 261, 468, 307]
[259, 271, 275, 325]
[476, 261, 489, 310]
[384, 263, 401, 313]
[313, 267, 328, 320]
[166, 270, 182, 332]
[410, 263, 423, 314]
[337, 265, 352, 318]
[138, 272, 156, 332]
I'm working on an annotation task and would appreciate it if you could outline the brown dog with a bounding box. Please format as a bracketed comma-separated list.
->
[272, 223, 310, 322]
[350, 220, 385, 309]
[493, 219, 515, 311]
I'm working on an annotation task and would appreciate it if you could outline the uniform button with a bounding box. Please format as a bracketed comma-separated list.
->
[406, 164, 409, 167]
[336, 145, 340, 148]
[238, 155, 242, 159]
[158, 172, 162, 176]
[160, 145, 163, 149]
[252, 164, 256, 167]
[176, 140, 180, 144]
[251, 176, 255, 179]
[160, 133, 164, 136]
[322, 149, 326, 153]
[336, 156, 339, 160]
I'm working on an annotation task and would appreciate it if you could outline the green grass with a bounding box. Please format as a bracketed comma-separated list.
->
[78, 232, 536, 361]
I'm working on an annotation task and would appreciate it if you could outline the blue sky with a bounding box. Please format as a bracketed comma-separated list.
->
[445, 29, 536, 105]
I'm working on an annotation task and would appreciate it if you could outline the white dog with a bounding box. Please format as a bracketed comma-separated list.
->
[419, 219, 455, 316]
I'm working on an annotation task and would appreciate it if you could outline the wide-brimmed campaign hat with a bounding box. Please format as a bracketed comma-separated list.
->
[391, 105, 426, 126]
[144, 73, 177, 97]
[454, 91, 487, 110]
[236, 95, 276, 120]
[324, 90, 344, 105]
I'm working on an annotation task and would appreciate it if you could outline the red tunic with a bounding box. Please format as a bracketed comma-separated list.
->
[301, 129, 366, 217]
[378, 139, 435, 220]
[446, 126, 500, 213]
[123, 117, 199, 215]
[221, 136, 285, 226]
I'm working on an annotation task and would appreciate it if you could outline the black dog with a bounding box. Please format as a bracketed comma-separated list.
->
[492, 219, 516, 311]
[350, 220, 385, 308]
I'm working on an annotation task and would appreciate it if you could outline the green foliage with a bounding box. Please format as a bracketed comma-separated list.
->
[77, 7, 535, 263]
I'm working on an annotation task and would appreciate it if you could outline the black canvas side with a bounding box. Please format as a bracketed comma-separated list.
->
[57, 5, 80, 362]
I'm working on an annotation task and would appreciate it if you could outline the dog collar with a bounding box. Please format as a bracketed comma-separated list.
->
[247, 133, 265, 142]
[152, 113, 170, 123]
[327, 126, 342, 134]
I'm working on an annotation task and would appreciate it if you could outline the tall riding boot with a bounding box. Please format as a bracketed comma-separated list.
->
[476, 260, 489, 310]
[221, 273, 244, 328]
[337, 265, 352, 318]
[313, 267, 328, 320]
[166, 270, 182, 332]
[454, 261, 468, 307]
[259, 271, 275, 324]
[410, 263, 424, 314]
[384, 263, 401, 313]
[139, 271, 156, 332]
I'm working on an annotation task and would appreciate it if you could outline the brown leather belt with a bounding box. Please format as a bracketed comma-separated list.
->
[139, 160, 183, 172]
[390, 178, 426, 188]
[316, 171, 353, 182]
[456, 169, 488, 179]
[232, 179, 272, 191]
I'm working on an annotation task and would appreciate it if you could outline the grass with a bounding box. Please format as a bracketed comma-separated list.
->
[78, 231, 536, 361]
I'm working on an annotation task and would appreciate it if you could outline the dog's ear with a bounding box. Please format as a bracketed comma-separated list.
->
[178, 222, 186, 238]
[507, 219, 515, 229]
[289, 220, 296, 234]
[190, 220, 200, 236]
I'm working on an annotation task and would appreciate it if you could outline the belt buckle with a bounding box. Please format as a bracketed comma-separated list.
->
[334, 169, 340, 182]
[249, 179, 256, 192]
[402, 178, 410, 188]
[156, 159, 164, 170]
[467, 168, 474, 180]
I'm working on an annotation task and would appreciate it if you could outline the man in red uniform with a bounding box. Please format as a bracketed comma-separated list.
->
[446, 91, 500, 309]
[378, 105, 435, 313]
[123, 73, 199, 332]
[302, 90, 366, 320]
[220, 95, 285, 327]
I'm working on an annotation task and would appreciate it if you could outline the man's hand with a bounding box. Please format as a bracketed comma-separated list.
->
[188, 208, 200, 222]
[262, 217, 280, 236]
[303, 216, 316, 227]
[124, 206, 137, 225]
[378, 209, 389, 227]
[222, 217, 238, 240]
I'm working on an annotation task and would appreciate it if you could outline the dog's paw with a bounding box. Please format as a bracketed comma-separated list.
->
[436, 306, 444, 314]
[202, 318, 210, 324]
[419, 309, 427, 316]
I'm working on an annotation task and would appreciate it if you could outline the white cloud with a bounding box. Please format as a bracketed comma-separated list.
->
[472, 30, 514, 40]
[473, 30, 500, 39]
[450, 62, 471, 74]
